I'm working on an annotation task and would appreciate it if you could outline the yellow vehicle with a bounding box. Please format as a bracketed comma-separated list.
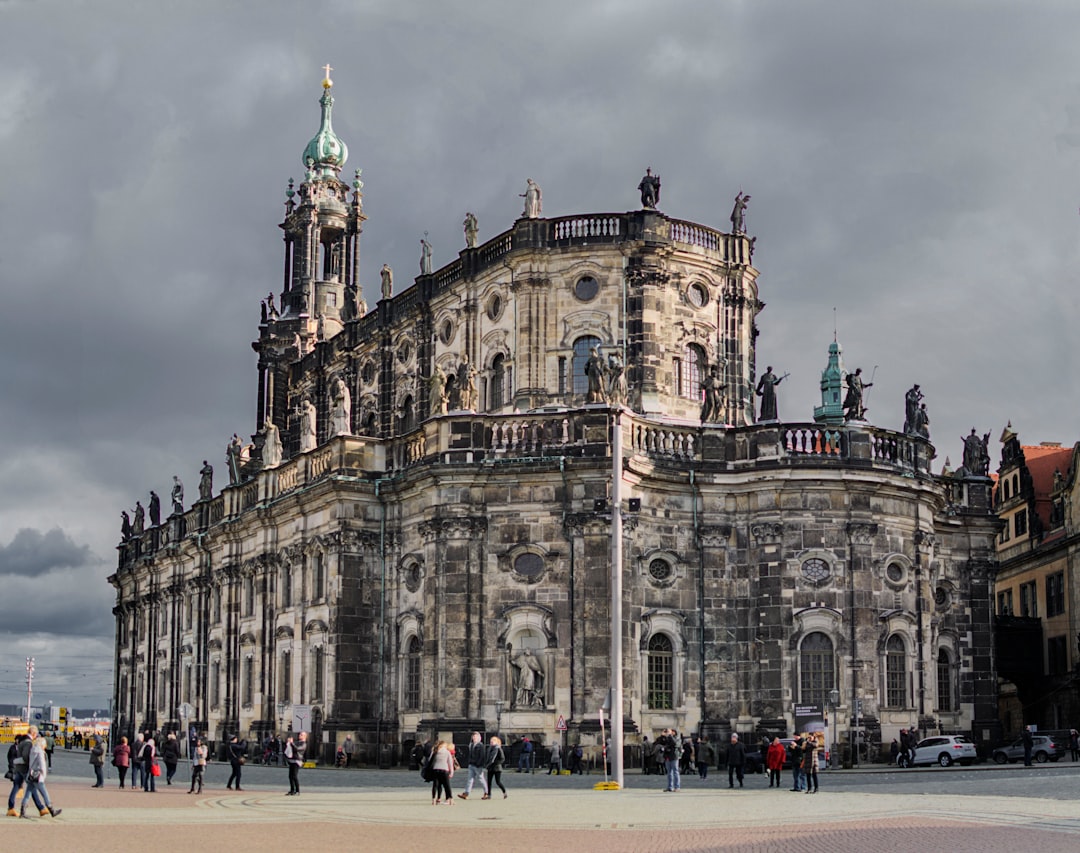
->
[0, 717, 31, 744]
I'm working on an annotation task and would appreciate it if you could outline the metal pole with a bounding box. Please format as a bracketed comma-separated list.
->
[610, 408, 625, 788]
[25, 658, 35, 723]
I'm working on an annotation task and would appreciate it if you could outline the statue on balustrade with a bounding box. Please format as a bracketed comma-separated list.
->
[730, 191, 750, 234]
[585, 346, 608, 403]
[842, 368, 872, 422]
[132, 501, 145, 537]
[913, 403, 930, 439]
[171, 476, 184, 515]
[380, 263, 394, 299]
[961, 428, 991, 476]
[299, 397, 318, 452]
[903, 384, 924, 435]
[638, 167, 661, 209]
[512, 647, 545, 709]
[331, 375, 352, 435]
[607, 352, 627, 406]
[121, 511, 132, 541]
[701, 365, 725, 423]
[420, 238, 433, 275]
[227, 433, 244, 484]
[198, 460, 213, 501]
[262, 418, 283, 468]
[266, 292, 279, 319]
[429, 364, 448, 416]
[148, 491, 161, 527]
[463, 212, 479, 249]
[755, 366, 787, 422]
[456, 355, 477, 410]
[520, 178, 543, 218]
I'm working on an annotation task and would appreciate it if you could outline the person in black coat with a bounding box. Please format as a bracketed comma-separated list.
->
[226, 735, 247, 790]
[726, 734, 747, 788]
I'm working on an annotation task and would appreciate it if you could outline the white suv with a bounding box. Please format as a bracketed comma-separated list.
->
[902, 735, 978, 768]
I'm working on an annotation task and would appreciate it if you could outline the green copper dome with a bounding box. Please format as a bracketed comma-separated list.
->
[302, 80, 348, 178]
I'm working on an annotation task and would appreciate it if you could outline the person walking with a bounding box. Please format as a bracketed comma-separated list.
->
[7, 731, 45, 817]
[695, 736, 714, 780]
[457, 731, 491, 800]
[130, 733, 145, 791]
[226, 734, 246, 790]
[766, 737, 786, 788]
[567, 743, 584, 775]
[656, 728, 680, 792]
[342, 735, 355, 768]
[547, 741, 562, 775]
[20, 736, 61, 818]
[1069, 728, 1079, 762]
[726, 734, 746, 788]
[803, 735, 820, 794]
[429, 739, 455, 805]
[188, 738, 208, 794]
[486, 736, 508, 799]
[516, 736, 535, 773]
[89, 736, 106, 787]
[284, 732, 306, 795]
[162, 733, 181, 785]
[1022, 725, 1034, 767]
[141, 737, 157, 792]
[112, 736, 131, 789]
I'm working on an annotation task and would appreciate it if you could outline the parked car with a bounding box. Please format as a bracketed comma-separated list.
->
[899, 735, 978, 767]
[992, 735, 1061, 764]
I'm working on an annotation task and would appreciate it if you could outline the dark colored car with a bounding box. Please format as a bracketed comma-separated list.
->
[992, 735, 1061, 764]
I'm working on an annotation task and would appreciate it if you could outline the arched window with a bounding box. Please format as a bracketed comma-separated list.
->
[936, 648, 955, 712]
[680, 343, 707, 399]
[405, 636, 421, 710]
[243, 575, 255, 617]
[885, 634, 907, 707]
[158, 669, 167, 711]
[572, 336, 602, 396]
[799, 632, 835, 707]
[490, 354, 506, 410]
[401, 395, 415, 433]
[242, 655, 254, 706]
[647, 633, 674, 710]
[210, 660, 221, 708]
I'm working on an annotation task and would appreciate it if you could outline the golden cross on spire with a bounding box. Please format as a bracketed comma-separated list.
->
[322, 64, 334, 88]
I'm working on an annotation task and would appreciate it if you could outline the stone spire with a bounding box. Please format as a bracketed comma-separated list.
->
[302, 66, 348, 178]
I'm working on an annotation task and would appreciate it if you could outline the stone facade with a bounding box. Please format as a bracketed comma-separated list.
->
[109, 82, 1000, 765]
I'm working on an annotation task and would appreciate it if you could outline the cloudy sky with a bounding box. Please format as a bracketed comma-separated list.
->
[0, 0, 1076, 709]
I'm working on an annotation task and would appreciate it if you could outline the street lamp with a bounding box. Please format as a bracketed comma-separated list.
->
[828, 689, 840, 769]
[495, 699, 504, 738]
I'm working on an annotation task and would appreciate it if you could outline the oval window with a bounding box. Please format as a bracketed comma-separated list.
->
[514, 553, 544, 579]
[574, 276, 599, 301]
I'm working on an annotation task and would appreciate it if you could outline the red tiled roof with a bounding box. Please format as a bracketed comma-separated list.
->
[1021, 445, 1074, 529]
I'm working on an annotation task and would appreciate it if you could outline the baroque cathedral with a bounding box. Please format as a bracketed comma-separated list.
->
[110, 75, 1001, 764]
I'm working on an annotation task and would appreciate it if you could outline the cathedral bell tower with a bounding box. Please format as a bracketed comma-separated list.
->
[252, 68, 366, 436]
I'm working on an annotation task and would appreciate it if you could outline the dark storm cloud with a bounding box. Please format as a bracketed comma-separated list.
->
[0, 528, 97, 577]
[0, 0, 1076, 703]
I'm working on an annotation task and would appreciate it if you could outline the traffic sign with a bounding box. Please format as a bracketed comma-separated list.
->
[556, 714, 567, 731]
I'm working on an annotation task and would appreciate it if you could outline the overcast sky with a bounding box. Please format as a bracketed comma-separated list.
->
[0, 0, 1075, 709]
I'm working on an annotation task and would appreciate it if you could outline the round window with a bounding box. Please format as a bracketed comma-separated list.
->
[687, 283, 708, 308]
[397, 342, 412, 364]
[801, 558, 829, 583]
[487, 294, 503, 321]
[439, 319, 454, 345]
[648, 559, 673, 582]
[934, 586, 950, 609]
[574, 275, 599, 301]
[514, 553, 544, 579]
[361, 360, 376, 385]
[886, 562, 905, 584]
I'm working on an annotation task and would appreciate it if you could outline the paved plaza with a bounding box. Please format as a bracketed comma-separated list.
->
[3, 752, 1079, 852]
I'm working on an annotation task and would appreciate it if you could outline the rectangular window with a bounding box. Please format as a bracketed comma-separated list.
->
[243, 656, 254, 706]
[1020, 581, 1038, 618]
[312, 554, 324, 601]
[210, 661, 220, 707]
[936, 651, 955, 712]
[311, 647, 324, 701]
[997, 590, 1013, 616]
[1014, 511, 1027, 537]
[184, 664, 192, 703]
[158, 670, 167, 710]
[244, 576, 255, 617]
[280, 651, 292, 701]
[1046, 572, 1065, 618]
[281, 567, 292, 608]
[558, 357, 567, 395]
[1047, 636, 1068, 675]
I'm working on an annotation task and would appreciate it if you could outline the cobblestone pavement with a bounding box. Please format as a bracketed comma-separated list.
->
[3, 774, 1079, 853]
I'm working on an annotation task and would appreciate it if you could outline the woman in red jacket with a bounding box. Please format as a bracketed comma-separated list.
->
[112, 737, 131, 789]
[765, 737, 786, 789]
